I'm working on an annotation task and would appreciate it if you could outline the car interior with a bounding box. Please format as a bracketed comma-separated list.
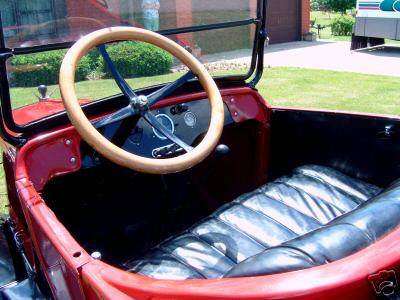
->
[40, 99, 400, 280]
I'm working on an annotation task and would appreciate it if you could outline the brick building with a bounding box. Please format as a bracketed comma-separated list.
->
[1, 0, 309, 48]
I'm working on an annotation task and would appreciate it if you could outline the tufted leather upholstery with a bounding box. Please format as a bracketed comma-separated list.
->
[123, 165, 392, 280]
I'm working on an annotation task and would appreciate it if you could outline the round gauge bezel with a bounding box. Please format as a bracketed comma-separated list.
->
[184, 111, 197, 127]
[152, 113, 175, 140]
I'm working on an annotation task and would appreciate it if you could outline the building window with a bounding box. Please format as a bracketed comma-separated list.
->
[0, 0, 17, 38]
[0, 0, 57, 39]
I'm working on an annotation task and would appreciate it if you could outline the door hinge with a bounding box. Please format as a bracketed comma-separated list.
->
[368, 270, 399, 298]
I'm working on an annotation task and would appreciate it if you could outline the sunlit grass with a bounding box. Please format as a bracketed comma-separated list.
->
[261, 67, 400, 115]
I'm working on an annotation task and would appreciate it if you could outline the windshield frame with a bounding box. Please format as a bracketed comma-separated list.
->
[0, 0, 267, 146]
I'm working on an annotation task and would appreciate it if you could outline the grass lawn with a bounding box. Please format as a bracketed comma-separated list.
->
[10, 73, 183, 109]
[262, 67, 400, 114]
[1, 66, 400, 215]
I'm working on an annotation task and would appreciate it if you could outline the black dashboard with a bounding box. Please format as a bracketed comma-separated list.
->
[81, 99, 234, 167]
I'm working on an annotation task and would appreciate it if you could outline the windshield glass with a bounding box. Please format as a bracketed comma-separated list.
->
[3, 0, 258, 126]
[2, 0, 256, 49]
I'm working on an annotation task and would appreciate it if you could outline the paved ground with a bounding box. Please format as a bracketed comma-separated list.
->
[205, 41, 400, 77]
[264, 41, 400, 77]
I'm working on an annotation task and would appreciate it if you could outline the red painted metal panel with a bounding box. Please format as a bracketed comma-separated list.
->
[14, 87, 269, 192]
[15, 180, 91, 299]
[15, 127, 82, 191]
[27, 203, 89, 300]
[13, 99, 91, 126]
[79, 232, 400, 300]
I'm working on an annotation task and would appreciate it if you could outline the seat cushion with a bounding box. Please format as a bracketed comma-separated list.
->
[123, 165, 383, 280]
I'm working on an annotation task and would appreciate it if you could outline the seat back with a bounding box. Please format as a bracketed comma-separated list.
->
[224, 181, 400, 277]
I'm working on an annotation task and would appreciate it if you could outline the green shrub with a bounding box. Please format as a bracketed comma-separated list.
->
[10, 49, 92, 87]
[86, 49, 101, 70]
[331, 15, 355, 36]
[9, 42, 173, 87]
[98, 41, 174, 78]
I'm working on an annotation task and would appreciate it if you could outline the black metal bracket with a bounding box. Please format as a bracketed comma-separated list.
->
[247, 0, 268, 90]
[248, 29, 268, 89]
[0, 42, 25, 146]
[0, 48, 13, 60]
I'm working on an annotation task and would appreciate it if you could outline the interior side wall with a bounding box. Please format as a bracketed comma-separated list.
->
[41, 120, 270, 266]
[269, 109, 400, 187]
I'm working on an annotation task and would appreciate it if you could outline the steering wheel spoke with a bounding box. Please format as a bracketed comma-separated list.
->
[93, 104, 135, 128]
[148, 71, 196, 106]
[97, 45, 137, 101]
[143, 111, 193, 153]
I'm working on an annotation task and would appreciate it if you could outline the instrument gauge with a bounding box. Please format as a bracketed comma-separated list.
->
[184, 111, 197, 127]
[152, 114, 174, 140]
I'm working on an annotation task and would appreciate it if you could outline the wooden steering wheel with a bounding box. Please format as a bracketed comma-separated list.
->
[60, 27, 224, 174]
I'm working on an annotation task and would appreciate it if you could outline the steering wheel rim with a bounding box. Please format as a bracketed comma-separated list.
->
[60, 27, 224, 174]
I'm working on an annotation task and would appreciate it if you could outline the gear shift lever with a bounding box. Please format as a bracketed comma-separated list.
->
[37, 85, 48, 101]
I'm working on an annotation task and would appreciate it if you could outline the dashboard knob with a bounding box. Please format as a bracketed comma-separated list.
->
[215, 144, 231, 157]
[170, 104, 189, 115]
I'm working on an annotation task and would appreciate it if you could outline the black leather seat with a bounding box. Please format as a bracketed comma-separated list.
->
[123, 165, 400, 280]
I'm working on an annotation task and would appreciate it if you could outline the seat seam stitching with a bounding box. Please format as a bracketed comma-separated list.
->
[282, 181, 347, 213]
[216, 215, 268, 248]
[296, 167, 382, 195]
[299, 172, 364, 205]
[158, 246, 207, 278]
[277, 181, 346, 214]
[126, 250, 205, 279]
[260, 191, 323, 225]
[239, 203, 299, 236]
[268, 244, 319, 265]
[189, 232, 237, 265]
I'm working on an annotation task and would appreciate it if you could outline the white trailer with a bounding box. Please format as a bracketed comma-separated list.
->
[351, 0, 400, 49]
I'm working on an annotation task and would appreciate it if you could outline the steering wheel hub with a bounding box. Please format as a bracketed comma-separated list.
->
[134, 95, 149, 112]
[136, 95, 148, 106]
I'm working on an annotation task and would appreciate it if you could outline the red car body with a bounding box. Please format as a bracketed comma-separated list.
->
[0, 0, 399, 299]
[2, 89, 399, 299]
